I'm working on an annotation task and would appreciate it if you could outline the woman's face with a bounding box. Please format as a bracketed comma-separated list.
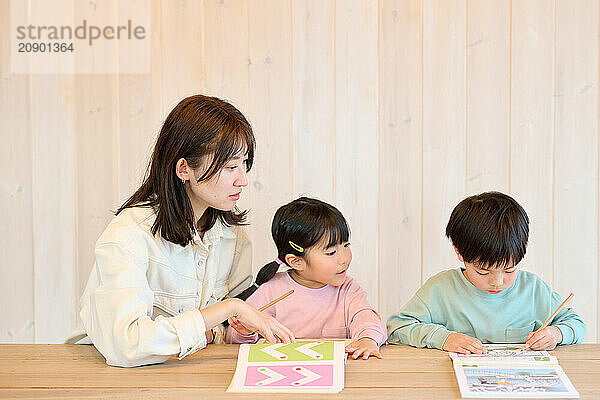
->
[187, 153, 249, 214]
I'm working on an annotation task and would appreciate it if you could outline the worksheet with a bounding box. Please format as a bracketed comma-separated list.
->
[450, 344, 558, 365]
[227, 341, 345, 393]
[451, 344, 578, 398]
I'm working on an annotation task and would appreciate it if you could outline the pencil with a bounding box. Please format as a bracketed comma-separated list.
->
[521, 292, 574, 350]
[258, 289, 294, 312]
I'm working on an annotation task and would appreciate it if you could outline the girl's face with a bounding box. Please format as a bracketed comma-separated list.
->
[290, 236, 352, 289]
[462, 261, 520, 294]
[186, 153, 249, 216]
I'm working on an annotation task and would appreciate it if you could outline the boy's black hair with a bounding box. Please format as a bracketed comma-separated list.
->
[236, 197, 350, 300]
[445, 191, 529, 269]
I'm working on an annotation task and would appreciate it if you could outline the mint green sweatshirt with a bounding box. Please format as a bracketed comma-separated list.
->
[387, 269, 585, 349]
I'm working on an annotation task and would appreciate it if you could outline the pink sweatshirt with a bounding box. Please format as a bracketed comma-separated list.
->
[225, 271, 386, 346]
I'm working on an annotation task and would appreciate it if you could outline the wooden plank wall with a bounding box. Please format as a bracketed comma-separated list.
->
[1, 0, 598, 343]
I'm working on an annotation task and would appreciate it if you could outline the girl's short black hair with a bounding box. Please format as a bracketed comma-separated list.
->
[271, 197, 350, 262]
[236, 197, 350, 301]
[445, 191, 529, 269]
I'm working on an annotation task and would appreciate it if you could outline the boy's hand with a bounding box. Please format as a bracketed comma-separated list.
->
[443, 332, 487, 354]
[524, 326, 562, 350]
[345, 338, 383, 360]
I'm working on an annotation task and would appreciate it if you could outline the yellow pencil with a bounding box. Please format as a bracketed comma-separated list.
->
[521, 292, 574, 350]
[258, 289, 294, 312]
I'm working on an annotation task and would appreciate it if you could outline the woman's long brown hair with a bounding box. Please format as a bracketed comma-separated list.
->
[116, 95, 256, 247]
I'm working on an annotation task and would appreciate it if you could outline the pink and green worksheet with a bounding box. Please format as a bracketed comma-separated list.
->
[227, 341, 345, 393]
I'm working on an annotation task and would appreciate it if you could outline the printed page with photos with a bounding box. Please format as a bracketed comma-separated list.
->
[450, 344, 558, 365]
[451, 344, 579, 398]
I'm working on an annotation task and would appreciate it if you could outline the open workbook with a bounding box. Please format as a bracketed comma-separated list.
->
[451, 344, 579, 398]
[227, 340, 346, 393]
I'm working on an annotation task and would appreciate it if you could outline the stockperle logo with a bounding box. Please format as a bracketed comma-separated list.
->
[10, 0, 150, 74]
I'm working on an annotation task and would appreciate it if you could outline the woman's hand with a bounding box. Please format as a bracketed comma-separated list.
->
[443, 332, 487, 354]
[205, 329, 214, 344]
[345, 338, 382, 360]
[524, 326, 562, 350]
[228, 316, 254, 336]
[231, 299, 296, 343]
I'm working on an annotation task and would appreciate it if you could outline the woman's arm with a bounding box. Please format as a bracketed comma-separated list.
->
[81, 242, 207, 367]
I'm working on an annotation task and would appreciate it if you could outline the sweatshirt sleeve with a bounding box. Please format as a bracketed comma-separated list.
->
[549, 291, 586, 345]
[386, 293, 453, 350]
[80, 242, 207, 368]
[344, 279, 387, 347]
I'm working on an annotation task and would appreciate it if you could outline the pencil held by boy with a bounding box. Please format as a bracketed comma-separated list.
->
[226, 197, 386, 360]
[387, 191, 585, 354]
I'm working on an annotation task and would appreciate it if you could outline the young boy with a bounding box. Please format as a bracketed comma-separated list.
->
[387, 191, 585, 354]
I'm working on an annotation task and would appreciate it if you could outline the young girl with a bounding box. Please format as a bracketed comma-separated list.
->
[226, 197, 386, 360]
[69, 95, 294, 367]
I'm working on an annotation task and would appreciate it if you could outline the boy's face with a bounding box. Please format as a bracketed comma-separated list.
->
[453, 246, 520, 294]
[461, 261, 520, 294]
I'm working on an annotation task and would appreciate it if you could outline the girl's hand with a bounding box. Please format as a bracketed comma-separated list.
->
[228, 316, 254, 336]
[443, 332, 486, 354]
[524, 326, 562, 350]
[232, 300, 296, 344]
[345, 338, 382, 360]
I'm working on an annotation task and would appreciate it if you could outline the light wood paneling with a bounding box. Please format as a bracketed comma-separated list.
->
[159, 0, 205, 115]
[466, 0, 509, 194]
[377, 0, 423, 320]
[0, 0, 34, 343]
[510, 0, 555, 284]
[28, 0, 78, 343]
[422, 0, 467, 281]
[554, 0, 599, 342]
[335, 0, 379, 307]
[116, 1, 162, 205]
[74, 1, 119, 309]
[291, 0, 335, 200]
[1, 0, 598, 344]
[247, 0, 293, 269]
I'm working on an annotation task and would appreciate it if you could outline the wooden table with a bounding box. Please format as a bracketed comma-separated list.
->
[1, 344, 599, 399]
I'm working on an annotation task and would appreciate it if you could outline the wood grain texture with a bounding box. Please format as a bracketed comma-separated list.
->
[422, 0, 467, 281]
[554, 0, 599, 342]
[0, 0, 34, 343]
[291, 0, 335, 201]
[335, 0, 379, 307]
[377, 0, 423, 322]
[466, 0, 509, 195]
[1, 0, 598, 345]
[510, 0, 555, 284]
[1, 344, 599, 399]
[247, 0, 293, 271]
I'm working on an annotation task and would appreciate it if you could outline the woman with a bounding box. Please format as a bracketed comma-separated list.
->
[69, 95, 294, 367]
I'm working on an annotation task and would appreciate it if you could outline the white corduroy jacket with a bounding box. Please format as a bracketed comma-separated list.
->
[67, 206, 252, 367]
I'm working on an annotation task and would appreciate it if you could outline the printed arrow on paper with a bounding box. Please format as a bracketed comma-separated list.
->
[291, 366, 322, 386]
[293, 342, 324, 359]
[255, 367, 286, 386]
[259, 343, 288, 360]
